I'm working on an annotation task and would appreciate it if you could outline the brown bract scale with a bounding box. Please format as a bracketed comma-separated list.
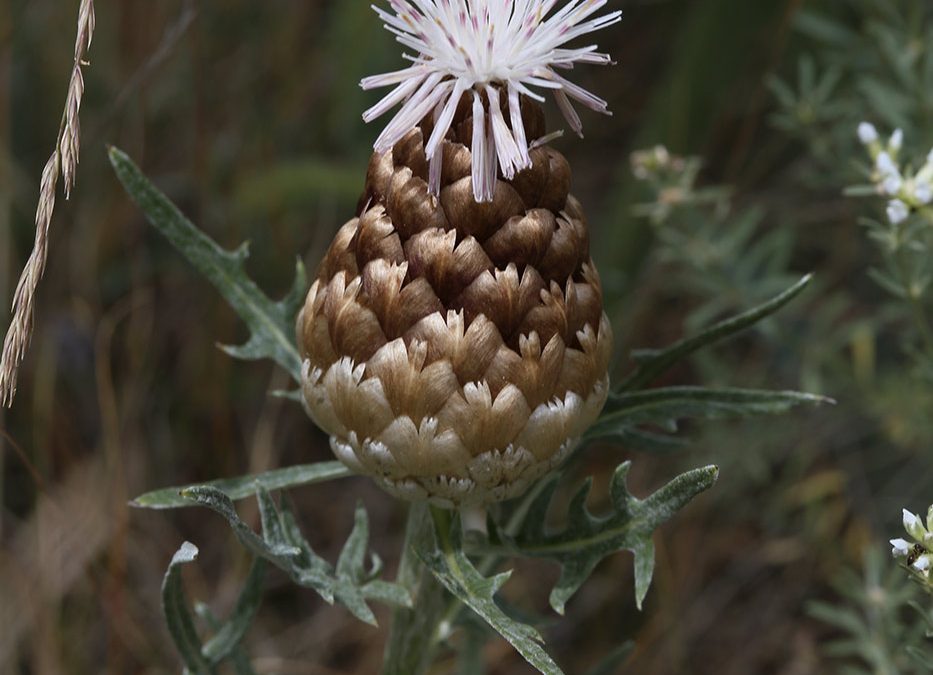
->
[298, 97, 612, 506]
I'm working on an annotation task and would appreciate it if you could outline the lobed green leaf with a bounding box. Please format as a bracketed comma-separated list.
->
[108, 146, 307, 382]
[491, 463, 719, 614]
[418, 508, 565, 675]
[179, 485, 411, 625]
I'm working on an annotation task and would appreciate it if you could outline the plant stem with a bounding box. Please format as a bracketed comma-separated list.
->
[423, 481, 551, 658]
[893, 242, 933, 360]
[382, 502, 450, 675]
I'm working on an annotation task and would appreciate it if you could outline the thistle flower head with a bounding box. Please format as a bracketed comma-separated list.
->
[362, 0, 621, 202]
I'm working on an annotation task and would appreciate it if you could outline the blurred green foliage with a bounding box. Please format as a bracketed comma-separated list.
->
[4, 0, 933, 672]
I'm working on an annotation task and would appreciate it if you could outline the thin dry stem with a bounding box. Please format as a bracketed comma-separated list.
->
[0, 0, 95, 408]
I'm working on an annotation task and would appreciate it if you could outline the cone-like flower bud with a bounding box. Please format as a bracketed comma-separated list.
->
[298, 1, 618, 506]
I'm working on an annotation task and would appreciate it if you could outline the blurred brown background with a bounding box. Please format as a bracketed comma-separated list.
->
[2, 0, 929, 673]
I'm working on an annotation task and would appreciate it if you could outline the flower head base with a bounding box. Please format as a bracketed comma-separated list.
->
[362, 0, 621, 202]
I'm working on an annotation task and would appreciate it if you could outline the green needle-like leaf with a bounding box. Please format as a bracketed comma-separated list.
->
[109, 146, 307, 382]
[619, 274, 812, 391]
[493, 463, 719, 614]
[588, 387, 832, 444]
[417, 508, 565, 675]
[131, 461, 352, 510]
[162, 542, 213, 674]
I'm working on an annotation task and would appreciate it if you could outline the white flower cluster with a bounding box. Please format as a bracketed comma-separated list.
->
[858, 122, 933, 226]
[890, 506, 933, 581]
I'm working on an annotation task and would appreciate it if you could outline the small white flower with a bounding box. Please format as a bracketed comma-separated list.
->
[918, 155, 933, 184]
[891, 538, 911, 557]
[857, 122, 878, 145]
[913, 554, 931, 573]
[913, 181, 933, 205]
[876, 151, 899, 177]
[887, 200, 910, 225]
[889, 128, 904, 152]
[883, 175, 903, 196]
[362, 0, 621, 202]
[904, 508, 927, 540]
[653, 145, 670, 166]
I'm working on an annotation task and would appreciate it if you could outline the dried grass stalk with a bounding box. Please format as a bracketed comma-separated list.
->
[0, 0, 95, 408]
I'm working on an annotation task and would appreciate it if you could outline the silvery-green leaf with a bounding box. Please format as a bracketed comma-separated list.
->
[131, 461, 352, 510]
[179, 486, 409, 625]
[161, 542, 212, 674]
[180, 486, 333, 600]
[493, 463, 718, 614]
[276, 495, 336, 601]
[417, 509, 565, 675]
[333, 503, 382, 626]
[591, 387, 831, 445]
[619, 275, 812, 391]
[108, 146, 306, 382]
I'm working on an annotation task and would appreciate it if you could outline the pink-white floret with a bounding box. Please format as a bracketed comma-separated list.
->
[362, 0, 621, 201]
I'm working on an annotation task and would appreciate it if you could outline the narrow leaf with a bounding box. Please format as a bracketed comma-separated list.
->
[108, 146, 307, 382]
[179, 486, 409, 624]
[417, 508, 565, 675]
[195, 604, 258, 675]
[619, 274, 812, 391]
[589, 387, 830, 448]
[202, 557, 266, 665]
[359, 579, 414, 608]
[332, 503, 379, 626]
[594, 387, 832, 440]
[161, 542, 212, 674]
[131, 461, 352, 510]
[337, 502, 370, 584]
[180, 486, 333, 601]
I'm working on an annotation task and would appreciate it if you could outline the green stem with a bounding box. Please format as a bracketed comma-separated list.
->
[387, 485, 552, 671]
[382, 502, 450, 675]
[893, 242, 933, 360]
[423, 482, 550, 657]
